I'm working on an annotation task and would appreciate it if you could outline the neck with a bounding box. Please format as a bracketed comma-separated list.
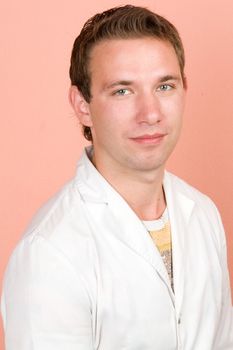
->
[123, 178, 166, 221]
[91, 152, 166, 221]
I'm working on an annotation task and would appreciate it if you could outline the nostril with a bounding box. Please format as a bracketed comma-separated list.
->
[135, 94, 162, 124]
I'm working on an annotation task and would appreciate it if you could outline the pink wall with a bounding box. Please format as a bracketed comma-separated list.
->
[0, 0, 232, 348]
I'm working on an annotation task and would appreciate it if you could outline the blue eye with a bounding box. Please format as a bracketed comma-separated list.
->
[158, 84, 173, 91]
[115, 89, 129, 95]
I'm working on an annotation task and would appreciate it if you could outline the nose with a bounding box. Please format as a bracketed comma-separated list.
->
[135, 93, 162, 125]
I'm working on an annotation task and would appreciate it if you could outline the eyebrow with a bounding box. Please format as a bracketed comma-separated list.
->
[103, 75, 181, 90]
[104, 80, 133, 90]
[158, 75, 181, 83]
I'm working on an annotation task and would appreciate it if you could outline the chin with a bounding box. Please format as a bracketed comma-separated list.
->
[127, 157, 166, 173]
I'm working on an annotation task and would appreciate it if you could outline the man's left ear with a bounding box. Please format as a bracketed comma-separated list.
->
[68, 85, 93, 127]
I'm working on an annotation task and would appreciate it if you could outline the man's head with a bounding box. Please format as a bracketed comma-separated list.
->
[69, 5, 186, 141]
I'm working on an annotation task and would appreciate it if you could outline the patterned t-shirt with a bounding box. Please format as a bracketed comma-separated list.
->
[143, 210, 173, 290]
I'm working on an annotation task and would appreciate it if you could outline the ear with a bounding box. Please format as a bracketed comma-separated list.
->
[69, 85, 93, 127]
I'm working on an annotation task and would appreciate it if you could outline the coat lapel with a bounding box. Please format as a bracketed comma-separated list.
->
[106, 187, 173, 288]
[163, 172, 195, 313]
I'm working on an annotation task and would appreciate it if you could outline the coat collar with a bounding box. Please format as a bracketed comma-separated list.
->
[75, 147, 194, 218]
[75, 146, 109, 203]
[75, 147, 195, 307]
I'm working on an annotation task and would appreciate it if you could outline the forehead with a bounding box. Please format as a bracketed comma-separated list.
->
[88, 37, 181, 81]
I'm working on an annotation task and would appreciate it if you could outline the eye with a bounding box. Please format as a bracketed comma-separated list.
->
[157, 84, 173, 92]
[114, 88, 130, 96]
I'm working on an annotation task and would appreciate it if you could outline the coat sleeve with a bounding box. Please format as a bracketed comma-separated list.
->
[1, 235, 94, 350]
[213, 207, 233, 349]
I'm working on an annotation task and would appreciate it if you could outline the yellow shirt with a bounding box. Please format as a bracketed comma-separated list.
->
[148, 222, 173, 289]
[143, 211, 173, 289]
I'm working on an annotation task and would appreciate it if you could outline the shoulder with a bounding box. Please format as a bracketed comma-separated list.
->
[2, 176, 95, 313]
[6, 175, 93, 276]
[1, 178, 93, 336]
[24, 176, 88, 241]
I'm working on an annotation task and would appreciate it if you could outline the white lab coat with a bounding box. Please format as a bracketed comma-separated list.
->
[1, 148, 233, 349]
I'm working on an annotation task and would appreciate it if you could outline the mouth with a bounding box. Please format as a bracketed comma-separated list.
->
[130, 133, 167, 145]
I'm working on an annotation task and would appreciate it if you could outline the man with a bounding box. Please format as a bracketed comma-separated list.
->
[1, 5, 233, 349]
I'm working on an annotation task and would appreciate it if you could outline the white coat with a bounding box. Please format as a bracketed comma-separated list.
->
[1, 148, 233, 349]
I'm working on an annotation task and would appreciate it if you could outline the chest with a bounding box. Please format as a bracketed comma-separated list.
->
[82, 202, 222, 349]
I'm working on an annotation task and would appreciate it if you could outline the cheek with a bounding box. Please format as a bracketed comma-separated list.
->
[169, 114, 183, 135]
[90, 100, 132, 134]
[163, 96, 185, 122]
[90, 112, 120, 142]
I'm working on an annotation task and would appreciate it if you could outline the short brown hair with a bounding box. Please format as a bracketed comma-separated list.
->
[69, 5, 185, 141]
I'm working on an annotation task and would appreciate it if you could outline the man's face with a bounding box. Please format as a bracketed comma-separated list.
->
[85, 37, 186, 175]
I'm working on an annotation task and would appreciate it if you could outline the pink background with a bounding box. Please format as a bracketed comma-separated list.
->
[0, 0, 232, 348]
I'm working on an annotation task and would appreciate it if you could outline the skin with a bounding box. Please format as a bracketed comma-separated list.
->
[70, 37, 186, 220]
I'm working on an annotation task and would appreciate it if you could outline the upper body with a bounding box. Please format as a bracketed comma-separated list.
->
[1, 5, 233, 350]
[2, 147, 233, 349]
